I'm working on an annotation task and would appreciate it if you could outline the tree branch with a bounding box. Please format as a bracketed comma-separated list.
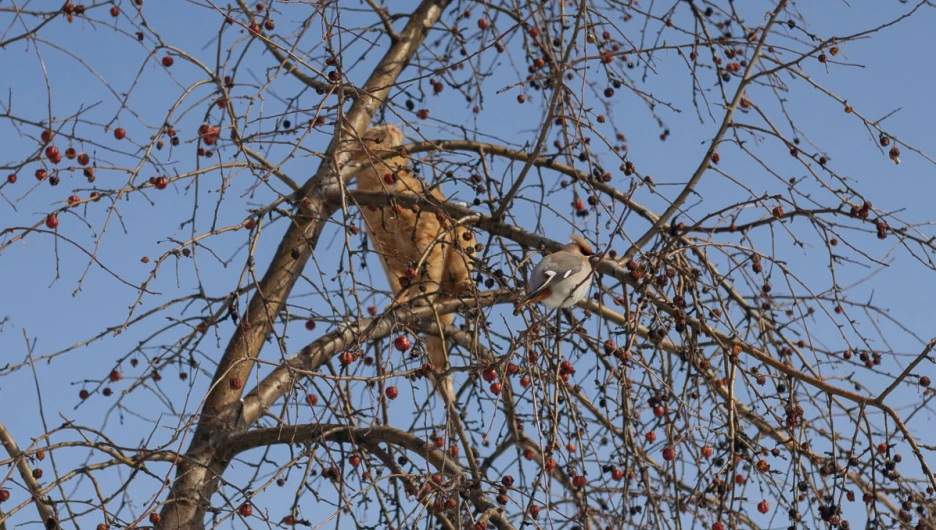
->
[0, 420, 56, 529]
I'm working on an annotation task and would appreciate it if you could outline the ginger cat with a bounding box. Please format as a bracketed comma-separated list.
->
[344, 124, 473, 404]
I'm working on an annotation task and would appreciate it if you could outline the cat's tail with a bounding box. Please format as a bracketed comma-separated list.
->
[425, 311, 457, 405]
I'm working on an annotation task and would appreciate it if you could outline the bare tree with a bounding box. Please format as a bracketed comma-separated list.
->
[1, 1, 936, 529]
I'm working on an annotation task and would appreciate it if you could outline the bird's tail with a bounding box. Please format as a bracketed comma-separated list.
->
[425, 311, 456, 405]
[513, 287, 552, 314]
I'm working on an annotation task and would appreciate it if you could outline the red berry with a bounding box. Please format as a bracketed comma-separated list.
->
[348, 455, 362, 467]
[757, 500, 769, 514]
[162, 55, 174, 67]
[113, 127, 126, 140]
[713, 523, 725, 530]
[522, 448, 535, 460]
[573, 198, 585, 211]
[77, 153, 90, 166]
[652, 405, 665, 418]
[489, 382, 502, 395]
[45, 145, 60, 159]
[611, 468, 624, 481]
[6, 174, 15, 184]
[306, 394, 318, 406]
[35, 168, 48, 181]
[734, 473, 745, 484]
[244, 219, 256, 230]
[559, 360, 573, 374]
[154, 176, 169, 190]
[662, 446, 676, 461]
[416, 109, 429, 119]
[385, 386, 399, 399]
[264, 19, 275, 31]
[520, 376, 531, 388]
[40, 130, 53, 144]
[528, 27, 539, 38]
[238, 504, 253, 517]
[45, 215, 59, 229]
[645, 431, 656, 443]
[148, 513, 160, 524]
[0, 489, 8, 502]
[572, 475, 586, 488]
[701, 446, 713, 458]
[79, 389, 90, 400]
[877, 443, 888, 454]
[477, 18, 489, 30]
[304, 320, 316, 330]
[110, 6, 119, 17]
[543, 457, 556, 469]
[482, 367, 497, 382]
[248, 22, 261, 35]
[108, 370, 121, 382]
[338, 351, 354, 365]
[64, 147, 77, 159]
[393, 336, 411, 352]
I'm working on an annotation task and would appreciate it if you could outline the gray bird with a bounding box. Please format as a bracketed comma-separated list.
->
[516, 236, 595, 310]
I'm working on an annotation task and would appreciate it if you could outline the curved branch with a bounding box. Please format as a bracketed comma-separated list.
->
[224, 424, 517, 530]
[240, 290, 513, 427]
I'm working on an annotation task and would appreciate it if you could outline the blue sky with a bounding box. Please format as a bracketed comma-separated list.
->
[1, 1, 935, 528]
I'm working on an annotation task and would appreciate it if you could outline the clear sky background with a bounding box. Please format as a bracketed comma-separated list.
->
[1, 1, 935, 528]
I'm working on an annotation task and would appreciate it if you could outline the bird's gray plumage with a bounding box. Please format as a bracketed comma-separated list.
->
[519, 236, 595, 309]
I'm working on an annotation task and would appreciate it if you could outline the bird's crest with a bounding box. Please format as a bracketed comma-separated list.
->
[569, 235, 594, 256]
